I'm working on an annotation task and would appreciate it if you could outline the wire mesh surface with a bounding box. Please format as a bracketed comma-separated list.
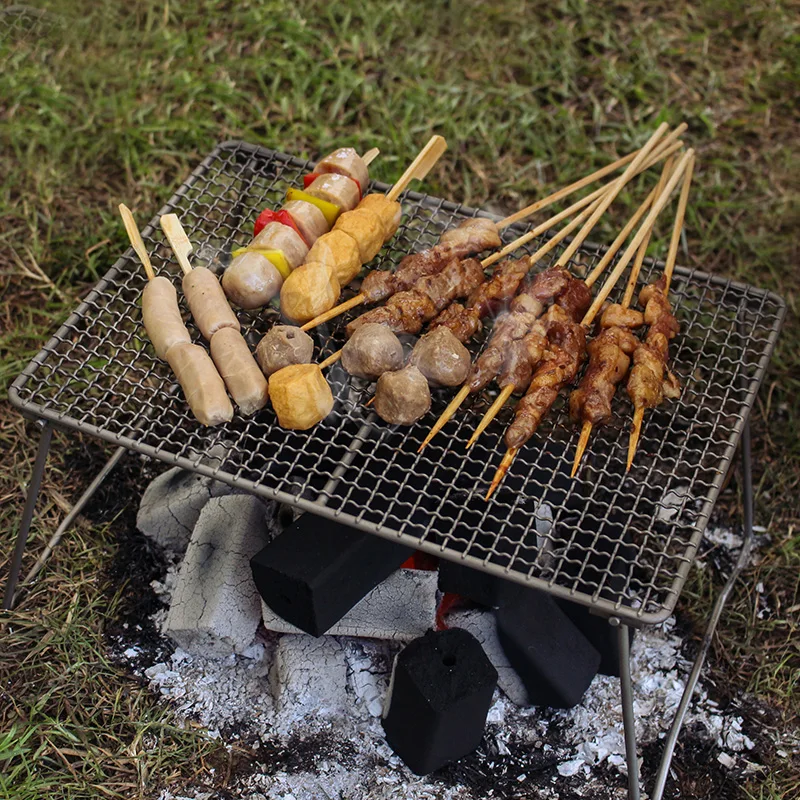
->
[10, 141, 785, 624]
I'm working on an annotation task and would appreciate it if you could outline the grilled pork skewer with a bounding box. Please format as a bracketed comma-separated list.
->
[301, 125, 687, 332]
[485, 149, 695, 500]
[626, 155, 694, 469]
[569, 156, 676, 475]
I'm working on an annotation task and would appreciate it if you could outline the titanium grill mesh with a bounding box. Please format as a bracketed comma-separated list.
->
[10, 141, 785, 624]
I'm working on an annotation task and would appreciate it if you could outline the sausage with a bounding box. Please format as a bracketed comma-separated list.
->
[166, 342, 233, 426]
[333, 207, 384, 263]
[280, 261, 341, 324]
[209, 327, 270, 416]
[358, 194, 402, 240]
[315, 147, 369, 190]
[222, 251, 283, 309]
[305, 173, 360, 212]
[374, 365, 431, 425]
[341, 323, 404, 380]
[283, 200, 329, 247]
[268, 363, 334, 430]
[255, 325, 314, 376]
[305, 230, 361, 286]
[141, 276, 191, 360]
[182, 266, 240, 340]
[253, 221, 309, 269]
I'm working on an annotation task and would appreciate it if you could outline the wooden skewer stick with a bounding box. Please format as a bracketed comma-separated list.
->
[571, 155, 681, 478]
[581, 150, 694, 328]
[304, 136, 685, 332]
[362, 148, 380, 166]
[497, 123, 686, 230]
[385, 135, 447, 203]
[160, 214, 194, 275]
[466, 385, 515, 448]
[554, 123, 670, 270]
[626, 153, 695, 470]
[318, 350, 342, 370]
[119, 204, 154, 280]
[418, 194, 607, 453]
[484, 447, 519, 500]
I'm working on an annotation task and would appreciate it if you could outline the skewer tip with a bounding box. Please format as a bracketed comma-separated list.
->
[300, 294, 366, 331]
[626, 407, 645, 471]
[467, 384, 514, 450]
[417, 385, 470, 453]
[571, 421, 593, 478]
[484, 448, 518, 501]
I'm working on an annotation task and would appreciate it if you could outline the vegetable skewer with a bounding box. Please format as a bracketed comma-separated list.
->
[484, 149, 695, 500]
[569, 156, 676, 476]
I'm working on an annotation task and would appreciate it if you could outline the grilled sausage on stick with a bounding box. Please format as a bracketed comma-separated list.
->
[120, 205, 233, 426]
[568, 156, 676, 475]
[281, 136, 448, 324]
[626, 155, 694, 470]
[302, 123, 686, 332]
[484, 149, 695, 499]
[161, 214, 269, 417]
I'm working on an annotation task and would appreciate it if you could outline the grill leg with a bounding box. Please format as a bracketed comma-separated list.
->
[649, 420, 755, 800]
[3, 422, 54, 610]
[616, 621, 641, 800]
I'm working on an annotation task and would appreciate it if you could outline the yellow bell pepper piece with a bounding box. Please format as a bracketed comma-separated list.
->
[286, 188, 340, 227]
[231, 247, 292, 280]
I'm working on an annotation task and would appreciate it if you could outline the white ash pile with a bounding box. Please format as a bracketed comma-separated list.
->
[127, 466, 759, 799]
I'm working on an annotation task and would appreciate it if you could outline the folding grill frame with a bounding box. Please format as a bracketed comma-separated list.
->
[5, 141, 785, 799]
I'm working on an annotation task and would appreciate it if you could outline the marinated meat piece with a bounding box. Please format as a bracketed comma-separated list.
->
[347, 258, 484, 338]
[438, 217, 501, 254]
[342, 323, 404, 380]
[410, 327, 471, 387]
[428, 303, 482, 343]
[374, 365, 431, 425]
[256, 325, 314, 377]
[467, 258, 530, 317]
[555, 279, 592, 322]
[600, 304, 644, 330]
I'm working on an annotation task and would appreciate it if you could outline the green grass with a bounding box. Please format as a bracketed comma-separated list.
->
[2, 0, 799, 796]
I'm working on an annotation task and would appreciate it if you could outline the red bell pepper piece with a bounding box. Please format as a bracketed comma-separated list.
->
[253, 208, 307, 243]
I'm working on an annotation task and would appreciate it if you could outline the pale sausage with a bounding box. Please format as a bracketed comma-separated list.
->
[316, 147, 369, 190]
[182, 266, 240, 340]
[283, 200, 329, 247]
[305, 173, 360, 212]
[209, 328, 269, 416]
[166, 342, 233, 426]
[253, 221, 309, 269]
[141, 276, 191, 360]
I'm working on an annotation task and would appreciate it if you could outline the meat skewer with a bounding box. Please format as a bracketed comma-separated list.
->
[484, 149, 695, 500]
[569, 157, 676, 475]
[279, 136, 448, 323]
[161, 214, 269, 418]
[301, 125, 687, 331]
[121, 205, 233, 426]
[626, 155, 695, 470]
[428, 153, 672, 453]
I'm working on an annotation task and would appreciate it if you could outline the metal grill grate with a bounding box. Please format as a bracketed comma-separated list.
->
[10, 141, 785, 625]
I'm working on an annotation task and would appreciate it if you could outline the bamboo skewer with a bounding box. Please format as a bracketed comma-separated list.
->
[485, 151, 693, 500]
[120, 204, 155, 281]
[362, 148, 380, 166]
[627, 154, 695, 470]
[570, 155, 681, 477]
[303, 131, 685, 332]
[463, 153, 678, 451]
[160, 214, 195, 275]
[496, 123, 686, 230]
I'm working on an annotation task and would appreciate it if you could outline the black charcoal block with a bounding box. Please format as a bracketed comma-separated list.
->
[555, 599, 633, 677]
[382, 629, 498, 775]
[496, 589, 601, 709]
[250, 512, 412, 636]
[437, 559, 521, 608]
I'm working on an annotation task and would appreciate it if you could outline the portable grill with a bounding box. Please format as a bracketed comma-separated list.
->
[6, 141, 785, 799]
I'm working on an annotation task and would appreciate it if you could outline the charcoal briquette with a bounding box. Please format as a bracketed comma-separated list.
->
[382, 628, 498, 775]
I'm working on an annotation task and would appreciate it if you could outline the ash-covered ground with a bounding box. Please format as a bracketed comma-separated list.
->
[107, 518, 779, 800]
